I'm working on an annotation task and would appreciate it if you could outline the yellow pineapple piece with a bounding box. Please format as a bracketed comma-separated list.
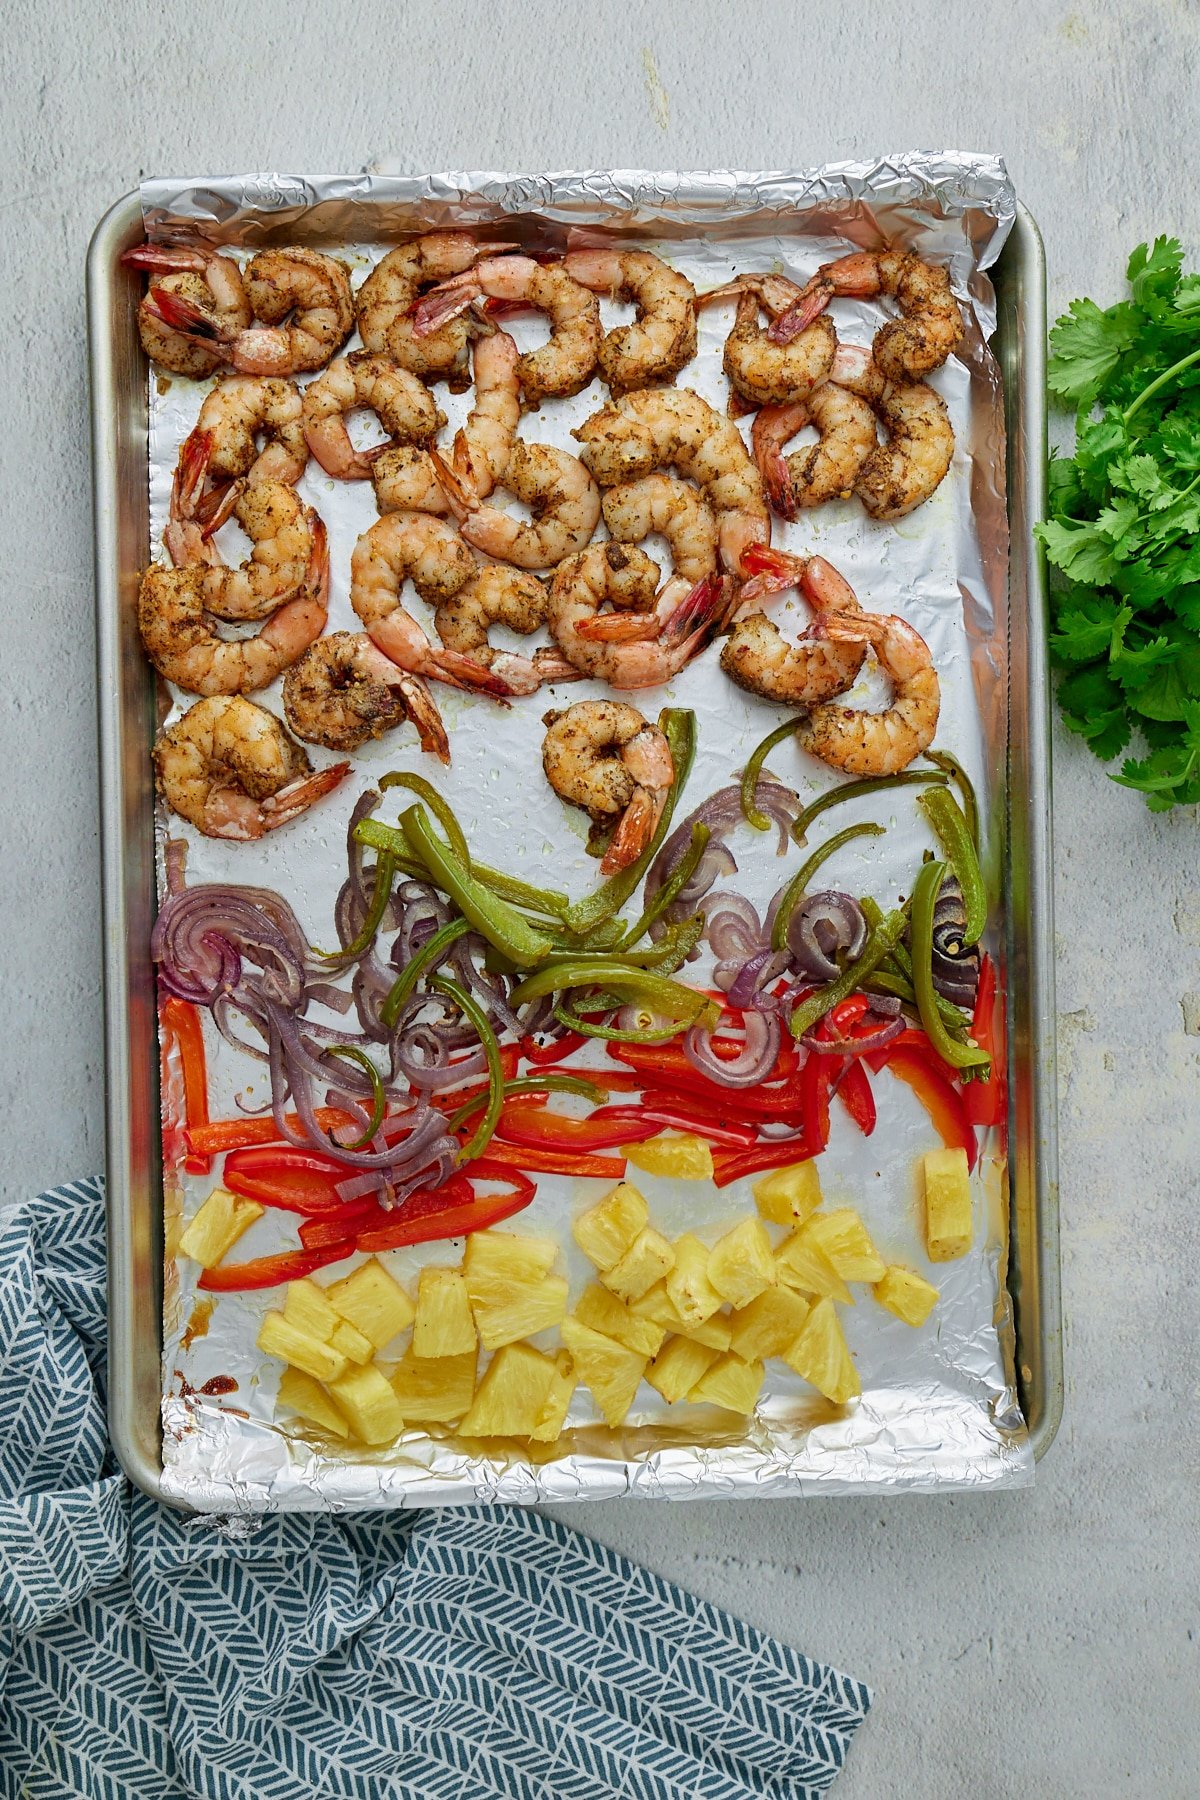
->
[412, 1267, 477, 1358]
[665, 1233, 723, 1326]
[475, 1275, 569, 1351]
[560, 1317, 647, 1427]
[645, 1335, 719, 1403]
[802, 1210, 886, 1284]
[923, 1148, 973, 1261]
[602, 1227, 675, 1304]
[530, 1350, 577, 1443]
[391, 1348, 477, 1422]
[728, 1288, 811, 1362]
[707, 1217, 775, 1308]
[623, 1133, 714, 1180]
[257, 1311, 348, 1384]
[631, 1283, 732, 1349]
[283, 1277, 339, 1342]
[463, 1230, 559, 1310]
[874, 1265, 940, 1327]
[326, 1259, 414, 1350]
[775, 1234, 852, 1305]
[690, 1353, 764, 1414]
[784, 1297, 860, 1403]
[752, 1160, 822, 1228]
[276, 1368, 349, 1440]
[329, 1319, 374, 1365]
[459, 1342, 555, 1437]
[574, 1283, 665, 1359]
[328, 1363, 405, 1445]
[178, 1187, 263, 1266]
[572, 1182, 648, 1271]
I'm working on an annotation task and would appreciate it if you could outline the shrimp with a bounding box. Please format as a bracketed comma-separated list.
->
[751, 381, 878, 518]
[432, 440, 601, 572]
[772, 249, 963, 383]
[562, 249, 697, 395]
[542, 699, 674, 873]
[371, 331, 521, 515]
[601, 473, 718, 587]
[301, 352, 444, 479]
[548, 542, 719, 689]
[151, 249, 354, 376]
[704, 278, 837, 408]
[434, 567, 568, 698]
[154, 695, 349, 839]
[796, 609, 941, 775]
[282, 631, 450, 761]
[413, 257, 602, 405]
[122, 241, 252, 378]
[573, 387, 770, 577]
[829, 344, 954, 520]
[349, 512, 510, 697]
[720, 553, 866, 707]
[194, 377, 308, 485]
[138, 520, 329, 696]
[356, 233, 511, 389]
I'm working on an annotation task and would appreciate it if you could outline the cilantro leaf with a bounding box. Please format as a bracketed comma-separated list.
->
[1037, 518, 1120, 584]
[1050, 596, 1131, 664]
[1047, 298, 1139, 404]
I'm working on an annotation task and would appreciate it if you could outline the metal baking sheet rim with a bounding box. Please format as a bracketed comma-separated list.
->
[89, 178, 1061, 1510]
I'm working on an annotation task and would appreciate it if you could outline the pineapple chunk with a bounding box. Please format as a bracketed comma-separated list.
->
[258, 1311, 348, 1384]
[572, 1182, 647, 1271]
[276, 1368, 349, 1440]
[391, 1348, 477, 1422]
[283, 1278, 339, 1342]
[463, 1230, 559, 1310]
[329, 1319, 374, 1365]
[530, 1350, 577, 1443]
[802, 1209, 886, 1284]
[775, 1233, 852, 1305]
[574, 1283, 665, 1358]
[328, 1363, 405, 1445]
[785, 1298, 860, 1403]
[475, 1275, 569, 1351]
[728, 1287, 811, 1362]
[602, 1227, 675, 1304]
[631, 1283, 732, 1349]
[707, 1217, 775, 1308]
[690, 1353, 764, 1414]
[874, 1265, 940, 1327]
[923, 1148, 973, 1261]
[459, 1342, 555, 1437]
[623, 1133, 714, 1180]
[665, 1233, 723, 1326]
[560, 1318, 647, 1427]
[752, 1160, 822, 1228]
[326, 1259, 414, 1350]
[412, 1267, 477, 1358]
[178, 1187, 263, 1266]
[645, 1335, 719, 1403]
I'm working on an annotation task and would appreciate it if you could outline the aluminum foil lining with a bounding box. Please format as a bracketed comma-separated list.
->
[144, 158, 1033, 1508]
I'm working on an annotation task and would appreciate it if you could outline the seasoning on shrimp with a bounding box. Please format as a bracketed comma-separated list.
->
[601, 473, 718, 589]
[548, 542, 719, 689]
[563, 249, 697, 394]
[154, 695, 349, 839]
[122, 241, 251, 379]
[148, 247, 354, 377]
[194, 377, 308, 485]
[773, 248, 963, 383]
[542, 700, 675, 873]
[413, 256, 602, 405]
[371, 332, 522, 516]
[356, 233, 512, 390]
[797, 609, 941, 776]
[282, 631, 450, 760]
[302, 352, 445, 479]
[701, 275, 837, 408]
[752, 382, 878, 518]
[830, 345, 955, 520]
[432, 440, 601, 573]
[435, 567, 572, 698]
[720, 553, 866, 707]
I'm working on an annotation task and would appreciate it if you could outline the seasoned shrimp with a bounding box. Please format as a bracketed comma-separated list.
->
[413, 257, 602, 405]
[302, 352, 444, 479]
[154, 248, 354, 376]
[434, 566, 567, 697]
[349, 512, 510, 696]
[573, 387, 769, 577]
[773, 249, 963, 383]
[601, 473, 718, 587]
[282, 631, 450, 760]
[154, 695, 349, 839]
[796, 609, 941, 775]
[356, 233, 510, 389]
[563, 249, 697, 394]
[542, 699, 674, 873]
[195, 377, 308, 485]
[751, 381, 878, 518]
[703, 277, 837, 408]
[721, 553, 866, 707]
[829, 345, 954, 520]
[548, 542, 718, 689]
[122, 241, 251, 378]
[432, 440, 601, 572]
[371, 332, 521, 515]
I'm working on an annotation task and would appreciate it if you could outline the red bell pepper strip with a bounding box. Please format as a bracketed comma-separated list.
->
[836, 1060, 876, 1136]
[299, 1206, 382, 1249]
[538, 1063, 643, 1093]
[962, 955, 1005, 1128]
[863, 1028, 960, 1084]
[495, 1097, 660, 1152]
[222, 1145, 374, 1216]
[878, 1044, 977, 1170]
[473, 1139, 627, 1180]
[354, 1164, 535, 1251]
[161, 996, 212, 1175]
[799, 1051, 833, 1152]
[198, 1240, 355, 1292]
[607, 1043, 805, 1120]
[586, 1102, 758, 1148]
[710, 1137, 816, 1188]
[520, 1029, 589, 1065]
[185, 1107, 362, 1157]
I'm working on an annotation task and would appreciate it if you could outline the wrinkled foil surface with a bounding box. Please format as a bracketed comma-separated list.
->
[145, 159, 1033, 1507]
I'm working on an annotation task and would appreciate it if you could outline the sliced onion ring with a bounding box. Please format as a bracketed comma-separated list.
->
[684, 1009, 780, 1087]
[787, 890, 867, 982]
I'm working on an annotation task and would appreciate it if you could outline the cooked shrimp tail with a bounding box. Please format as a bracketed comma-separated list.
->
[143, 284, 223, 338]
[660, 571, 726, 645]
[397, 672, 452, 763]
[601, 784, 664, 874]
[257, 762, 352, 833]
[542, 700, 674, 873]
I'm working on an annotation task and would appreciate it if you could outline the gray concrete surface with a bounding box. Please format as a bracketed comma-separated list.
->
[2, 0, 1198, 1791]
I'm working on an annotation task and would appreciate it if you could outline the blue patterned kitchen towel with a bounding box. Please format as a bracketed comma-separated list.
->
[0, 1179, 871, 1800]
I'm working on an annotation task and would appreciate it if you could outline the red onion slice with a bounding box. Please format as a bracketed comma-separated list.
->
[684, 1009, 780, 1087]
[787, 891, 867, 981]
[802, 1014, 904, 1055]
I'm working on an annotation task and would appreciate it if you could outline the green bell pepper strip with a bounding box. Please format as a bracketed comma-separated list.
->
[429, 973, 506, 1160]
[741, 719, 797, 831]
[917, 785, 988, 944]
[322, 1046, 386, 1150]
[354, 817, 571, 919]
[789, 908, 909, 1040]
[924, 749, 979, 849]
[316, 851, 398, 962]
[552, 1001, 687, 1044]
[540, 913, 705, 975]
[862, 969, 970, 1036]
[560, 708, 696, 937]
[910, 861, 991, 1073]
[401, 805, 556, 969]
[379, 916, 472, 1032]
[619, 823, 710, 950]
[448, 1071, 605, 1133]
[770, 822, 885, 952]
[379, 771, 471, 868]
[792, 770, 949, 845]
[512, 959, 718, 1024]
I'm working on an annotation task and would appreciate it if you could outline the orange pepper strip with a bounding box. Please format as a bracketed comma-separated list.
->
[161, 996, 211, 1176]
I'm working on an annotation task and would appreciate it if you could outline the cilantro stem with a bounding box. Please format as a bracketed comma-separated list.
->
[1123, 344, 1200, 424]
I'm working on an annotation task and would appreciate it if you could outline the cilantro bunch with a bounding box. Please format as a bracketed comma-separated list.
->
[1039, 238, 1200, 809]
